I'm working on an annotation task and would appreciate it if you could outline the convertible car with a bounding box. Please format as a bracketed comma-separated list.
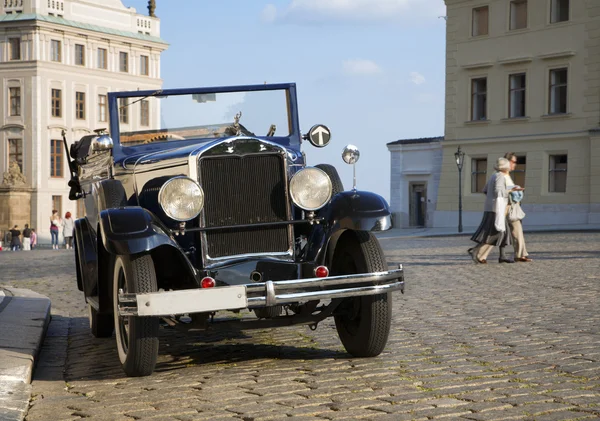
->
[67, 83, 404, 376]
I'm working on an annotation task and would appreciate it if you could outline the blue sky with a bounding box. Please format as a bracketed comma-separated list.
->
[123, 0, 447, 201]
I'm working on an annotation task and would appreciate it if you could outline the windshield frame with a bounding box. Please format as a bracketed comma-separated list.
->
[108, 83, 301, 160]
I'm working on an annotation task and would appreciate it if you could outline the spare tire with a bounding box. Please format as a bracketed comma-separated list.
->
[315, 164, 344, 196]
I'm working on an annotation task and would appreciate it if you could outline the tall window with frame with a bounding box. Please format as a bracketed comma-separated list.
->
[510, 0, 527, 30]
[119, 52, 129, 72]
[119, 98, 129, 124]
[98, 94, 107, 122]
[549, 68, 567, 114]
[471, 78, 487, 121]
[472, 6, 489, 37]
[51, 40, 61, 62]
[509, 73, 526, 118]
[549, 154, 567, 193]
[9, 87, 21, 116]
[471, 158, 487, 193]
[140, 55, 149, 76]
[50, 139, 63, 178]
[9, 38, 21, 60]
[8, 138, 23, 171]
[140, 99, 150, 126]
[511, 156, 527, 188]
[75, 44, 85, 66]
[97, 48, 107, 69]
[51, 89, 62, 118]
[551, 0, 569, 23]
[52, 195, 62, 216]
[75, 92, 85, 120]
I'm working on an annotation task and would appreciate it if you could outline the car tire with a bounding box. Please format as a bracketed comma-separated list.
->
[113, 254, 159, 377]
[332, 231, 392, 357]
[88, 304, 113, 338]
[315, 164, 344, 196]
[99, 179, 127, 210]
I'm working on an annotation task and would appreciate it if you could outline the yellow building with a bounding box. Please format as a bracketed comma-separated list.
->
[434, 0, 600, 228]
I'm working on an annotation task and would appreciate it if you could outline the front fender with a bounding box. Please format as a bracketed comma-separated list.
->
[99, 206, 177, 255]
[303, 191, 392, 263]
[322, 191, 392, 231]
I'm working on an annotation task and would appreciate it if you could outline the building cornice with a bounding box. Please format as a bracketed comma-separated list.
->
[539, 51, 576, 60]
[0, 13, 168, 46]
[0, 124, 25, 131]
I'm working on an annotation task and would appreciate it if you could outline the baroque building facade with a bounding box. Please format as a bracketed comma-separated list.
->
[0, 0, 167, 242]
[390, 0, 600, 228]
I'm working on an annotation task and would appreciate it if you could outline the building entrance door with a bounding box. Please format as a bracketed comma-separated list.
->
[409, 183, 427, 227]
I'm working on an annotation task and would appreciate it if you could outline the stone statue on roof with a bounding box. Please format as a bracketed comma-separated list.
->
[2, 161, 27, 187]
[148, 0, 156, 17]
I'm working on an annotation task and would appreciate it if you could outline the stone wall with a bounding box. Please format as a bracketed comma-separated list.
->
[0, 188, 33, 241]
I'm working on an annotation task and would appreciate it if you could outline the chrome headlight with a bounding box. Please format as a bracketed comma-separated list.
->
[289, 167, 333, 211]
[158, 177, 204, 221]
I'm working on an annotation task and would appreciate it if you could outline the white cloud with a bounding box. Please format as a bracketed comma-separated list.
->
[342, 59, 382, 76]
[261, 0, 445, 24]
[410, 71, 426, 85]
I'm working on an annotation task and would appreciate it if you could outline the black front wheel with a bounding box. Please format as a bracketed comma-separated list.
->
[113, 254, 159, 377]
[332, 231, 392, 357]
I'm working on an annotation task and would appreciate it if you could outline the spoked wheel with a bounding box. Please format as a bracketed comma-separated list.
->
[113, 254, 159, 377]
[332, 231, 392, 357]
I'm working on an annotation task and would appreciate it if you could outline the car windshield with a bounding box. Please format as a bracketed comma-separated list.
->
[116, 88, 291, 147]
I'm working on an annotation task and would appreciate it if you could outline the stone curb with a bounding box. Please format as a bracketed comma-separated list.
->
[0, 287, 51, 421]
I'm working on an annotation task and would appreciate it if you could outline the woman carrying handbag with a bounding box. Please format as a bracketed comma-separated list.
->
[504, 153, 532, 262]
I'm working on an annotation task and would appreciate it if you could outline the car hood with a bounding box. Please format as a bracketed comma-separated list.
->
[117, 136, 301, 174]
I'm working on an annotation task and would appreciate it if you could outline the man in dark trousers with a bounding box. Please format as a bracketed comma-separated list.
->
[22, 224, 32, 251]
[9, 225, 21, 251]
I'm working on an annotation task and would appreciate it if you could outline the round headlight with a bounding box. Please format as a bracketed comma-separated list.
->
[290, 167, 333, 211]
[158, 177, 204, 221]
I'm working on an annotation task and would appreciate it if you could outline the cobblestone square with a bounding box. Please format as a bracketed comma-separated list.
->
[0, 232, 598, 420]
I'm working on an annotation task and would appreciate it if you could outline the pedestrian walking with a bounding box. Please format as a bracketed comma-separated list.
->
[9, 225, 21, 251]
[469, 157, 523, 264]
[22, 224, 32, 251]
[63, 212, 74, 250]
[504, 153, 532, 262]
[30, 228, 37, 249]
[50, 210, 62, 250]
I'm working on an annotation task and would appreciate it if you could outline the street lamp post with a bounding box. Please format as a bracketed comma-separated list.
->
[454, 146, 465, 233]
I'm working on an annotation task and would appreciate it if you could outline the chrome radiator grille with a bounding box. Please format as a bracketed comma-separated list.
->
[199, 154, 290, 259]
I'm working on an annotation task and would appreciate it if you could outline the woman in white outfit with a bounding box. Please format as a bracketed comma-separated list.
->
[469, 158, 522, 264]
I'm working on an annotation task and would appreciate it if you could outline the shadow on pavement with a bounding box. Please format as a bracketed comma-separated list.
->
[39, 316, 347, 382]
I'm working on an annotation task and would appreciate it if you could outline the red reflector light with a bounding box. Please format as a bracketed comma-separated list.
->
[315, 266, 329, 278]
[201, 277, 215, 288]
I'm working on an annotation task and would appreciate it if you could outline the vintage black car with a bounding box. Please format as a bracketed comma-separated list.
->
[67, 83, 404, 377]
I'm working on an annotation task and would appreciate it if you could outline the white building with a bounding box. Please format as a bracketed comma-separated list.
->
[387, 137, 442, 228]
[0, 0, 167, 242]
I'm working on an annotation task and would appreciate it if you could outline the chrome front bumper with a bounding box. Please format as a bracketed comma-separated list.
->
[118, 266, 404, 317]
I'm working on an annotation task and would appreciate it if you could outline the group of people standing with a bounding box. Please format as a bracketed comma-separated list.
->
[50, 210, 75, 250]
[469, 152, 532, 264]
[8, 224, 36, 251]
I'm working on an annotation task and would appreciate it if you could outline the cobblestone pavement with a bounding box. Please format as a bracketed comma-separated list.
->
[0, 232, 599, 421]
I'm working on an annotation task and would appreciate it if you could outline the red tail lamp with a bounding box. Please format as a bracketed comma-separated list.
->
[201, 277, 216, 288]
[315, 266, 329, 278]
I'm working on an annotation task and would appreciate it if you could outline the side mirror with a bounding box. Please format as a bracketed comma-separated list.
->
[342, 144, 360, 164]
[91, 134, 113, 152]
[342, 144, 360, 191]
